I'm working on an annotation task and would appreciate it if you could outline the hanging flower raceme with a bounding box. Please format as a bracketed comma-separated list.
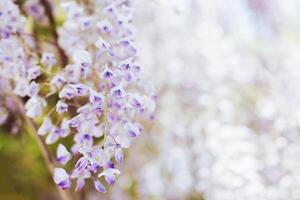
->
[0, 0, 39, 133]
[0, 0, 155, 194]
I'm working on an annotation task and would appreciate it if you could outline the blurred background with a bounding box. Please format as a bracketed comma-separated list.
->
[2, 0, 300, 199]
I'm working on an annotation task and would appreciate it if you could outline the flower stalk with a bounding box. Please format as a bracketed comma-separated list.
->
[39, 0, 67, 66]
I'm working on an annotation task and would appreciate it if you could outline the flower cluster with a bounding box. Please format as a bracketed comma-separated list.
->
[0, 0, 25, 38]
[0, 0, 155, 193]
[0, 0, 36, 133]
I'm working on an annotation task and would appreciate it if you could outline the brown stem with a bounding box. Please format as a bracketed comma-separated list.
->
[78, 188, 86, 200]
[39, 0, 68, 67]
[25, 117, 54, 171]
[11, 95, 72, 200]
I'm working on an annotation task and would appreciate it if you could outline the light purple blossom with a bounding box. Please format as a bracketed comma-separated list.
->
[95, 36, 111, 50]
[41, 52, 57, 69]
[51, 74, 66, 90]
[79, 17, 93, 31]
[13, 79, 29, 97]
[101, 66, 115, 80]
[57, 144, 71, 165]
[27, 66, 41, 80]
[0, 1, 25, 38]
[64, 64, 81, 83]
[73, 84, 90, 96]
[46, 130, 59, 144]
[46, 120, 70, 144]
[71, 168, 91, 191]
[74, 156, 90, 171]
[38, 117, 53, 136]
[126, 122, 142, 137]
[111, 85, 125, 99]
[0, 0, 155, 194]
[25, 97, 46, 118]
[27, 81, 39, 97]
[94, 180, 107, 193]
[56, 100, 68, 113]
[59, 84, 77, 99]
[53, 168, 71, 190]
[114, 148, 124, 163]
[72, 50, 92, 77]
[98, 167, 120, 185]
[97, 19, 113, 34]
[68, 114, 85, 128]
[130, 94, 145, 110]
[24, 0, 45, 22]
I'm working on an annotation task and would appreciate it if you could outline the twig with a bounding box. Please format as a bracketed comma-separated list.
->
[39, 0, 68, 67]
[78, 188, 86, 200]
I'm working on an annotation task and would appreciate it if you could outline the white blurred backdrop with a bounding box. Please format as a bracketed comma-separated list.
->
[90, 0, 300, 199]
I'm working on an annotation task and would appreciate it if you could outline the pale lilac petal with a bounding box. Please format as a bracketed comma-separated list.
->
[100, 66, 114, 80]
[90, 148, 108, 166]
[27, 66, 41, 80]
[95, 36, 110, 49]
[68, 114, 84, 128]
[27, 81, 39, 97]
[53, 168, 71, 190]
[115, 134, 131, 148]
[73, 50, 92, 68]
[57, 144, 71, 165]
[75, 157, 89, 171]
[89, 90, 104, 105]
[73, 84, 90, 96]
[96, 19, 113, 34]
[71, 168, 91, 180]
[46, 131, 59, 144]
[25, 97, 46, 118]
[64, 64, 81, 83]
[75, 178, 85, 191]
[94, 180, 106, 193]
[38, 117, 53, 136]
[98, 168, 120, 177]
[115, 148, 124, 163]
[59, 120, 70, 137]
[80, 17, 92, 31]
[56, 100, 68, 113]
[51, 74, 66, 90]
[126, 122, 141, 138]
[41, 52, 56, 68]
[111, 85, 125, 99]
[59, 84, 77, 99]
[130, 94, 145, 109]
[13, 79, 29, 97]
[105, 173, 115, 185]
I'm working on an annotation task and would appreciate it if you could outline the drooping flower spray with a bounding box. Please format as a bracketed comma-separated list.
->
[0, 0, 155, 199]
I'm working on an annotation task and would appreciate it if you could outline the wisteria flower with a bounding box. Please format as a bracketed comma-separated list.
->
[53, 168, 71, 190]
[57, 144, 72, 165]
[0, 0, 155, 196]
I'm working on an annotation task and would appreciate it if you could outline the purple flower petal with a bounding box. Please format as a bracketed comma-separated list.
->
[75, 178, 85, 191]
[115, 148, 124, 164]
[94, 180, 106, 193]
[56, 100, 68, 113]
[53, 168, 71, 190]
[57, 144, 71, 165]
[105, 173, 115, 185]
[38, 117, 53, 136]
